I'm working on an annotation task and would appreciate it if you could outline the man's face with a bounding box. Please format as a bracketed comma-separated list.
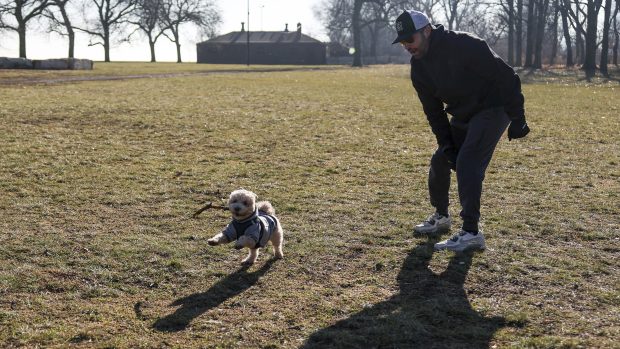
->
[400, 28, 430, 59]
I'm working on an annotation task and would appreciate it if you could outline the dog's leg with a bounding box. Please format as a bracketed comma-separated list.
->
[207, 233, 228, 246]
[242, 248, 259, 266]
[271, 225, 284, 259]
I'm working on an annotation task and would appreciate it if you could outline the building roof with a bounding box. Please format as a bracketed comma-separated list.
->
[198, 30, 323, 45]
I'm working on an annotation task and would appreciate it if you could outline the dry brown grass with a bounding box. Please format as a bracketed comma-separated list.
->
[0, 63, 618, 348]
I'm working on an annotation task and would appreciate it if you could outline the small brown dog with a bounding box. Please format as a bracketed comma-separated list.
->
[207, 189, 284, 265]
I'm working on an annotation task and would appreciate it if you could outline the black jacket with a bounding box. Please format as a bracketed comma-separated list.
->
[410, 25, 525, 147]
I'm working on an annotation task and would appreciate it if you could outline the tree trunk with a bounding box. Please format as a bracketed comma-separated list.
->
[566, 0, 586, 65]
[508, 0, 515, 65]
[614, 24, 619, 65]
[68, 30, 75, 58]
[599, 0, 612, 75]
[549, 0, 559, 65]
[149, 35, 156, 62]
[516, 0, 524, 66]
[448, 0, 457, 30]
[583, 0, 602, 78]
[352, 0, 363, 67]
[534, 0, 549, 68]
[614, 0, 619, 65]
[524, 0, 536, 67]
[104, 27, 111, 62]
[576, 26, 584, 65]
[574, 2, 584, 65]
[59, 4, 75, 58]
[173, 27, 182, 63]
[560, 0, 574, 66]
[18, 24, 27, 58]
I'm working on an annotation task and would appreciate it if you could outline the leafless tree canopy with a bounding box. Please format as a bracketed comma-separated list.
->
[1, 0, 618, 71]
[318, 0, 619, 74]
[0, 0, 51, 58]
[1, 0, 220, 62]
[159, 0, 220, 63]
[45, 0, 76, 58]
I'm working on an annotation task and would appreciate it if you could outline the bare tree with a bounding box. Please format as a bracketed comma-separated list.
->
[583, 0, 603, 78]
[565, 0, 588, 65]
[358, 0, 400, 60]
[516, 0, 523, 65]
[130, 0, 166, 62]
[318, 0, 392, 61]
[548, 0, 559, 65]
[599, 0, 613, 75]
[351, 0, 415, 66]
[317, 0, 353, 44]
[320, 0, 449, 66]
[524, 0, 535, 66]
[559, 0, 574, 65]
[533, 0, 550, 68]
[159, 0, 219, 63]
[441, 0, 479, 31]
[74, 0, 136, 62]
[0, 0, 50, 58]
[498, 0, 517, 65]
[45, 0, 76, 58]
[352, 0, 363, 66]
[613, 0, 619, 65]
[351, 0, 387, 66]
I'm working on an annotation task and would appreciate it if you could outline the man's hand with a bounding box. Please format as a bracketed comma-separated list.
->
[441, 145, 458, 171]
[508, 117, 530, 141]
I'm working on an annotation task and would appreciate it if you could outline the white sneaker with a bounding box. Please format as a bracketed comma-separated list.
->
[414, 213, 451, 234]
[434, 230, 486, 252]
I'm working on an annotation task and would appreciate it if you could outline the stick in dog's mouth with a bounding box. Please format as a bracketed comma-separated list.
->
[192, 202, 229, 217]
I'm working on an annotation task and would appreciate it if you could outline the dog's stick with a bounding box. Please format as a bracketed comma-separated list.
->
[192, 202, 229, 218]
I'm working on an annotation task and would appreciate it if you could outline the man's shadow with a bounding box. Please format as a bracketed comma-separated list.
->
[153, 259, 275, 332]
[302, 239, 514, 348]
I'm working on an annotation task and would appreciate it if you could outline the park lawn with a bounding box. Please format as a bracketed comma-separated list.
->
[0, 64, 618, 348]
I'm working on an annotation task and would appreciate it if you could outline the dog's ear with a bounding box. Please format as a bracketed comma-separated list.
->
[242, 188, 257, 201]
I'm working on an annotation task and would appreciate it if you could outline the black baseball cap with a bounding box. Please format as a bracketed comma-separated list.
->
[392, 10, 431, 44]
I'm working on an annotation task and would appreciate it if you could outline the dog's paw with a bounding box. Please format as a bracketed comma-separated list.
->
[241, 259, 255, 266]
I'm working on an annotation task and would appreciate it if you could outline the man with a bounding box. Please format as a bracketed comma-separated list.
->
[393, 10, 530, 252]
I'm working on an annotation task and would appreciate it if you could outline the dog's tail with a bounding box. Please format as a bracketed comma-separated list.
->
[257, 201, 275, 215]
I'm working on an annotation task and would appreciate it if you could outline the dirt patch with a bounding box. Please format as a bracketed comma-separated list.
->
[0, 66, 346, 86]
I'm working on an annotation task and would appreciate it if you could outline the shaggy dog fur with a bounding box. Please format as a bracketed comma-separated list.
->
[207, 189, 284, 265]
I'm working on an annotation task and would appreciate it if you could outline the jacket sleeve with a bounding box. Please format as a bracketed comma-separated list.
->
[461, 37, 525, 121]
[222, 223, 236, 242]
[411, 72, 453, 147]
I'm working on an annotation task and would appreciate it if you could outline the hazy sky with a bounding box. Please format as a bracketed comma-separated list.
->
[0, 0, 327, 62]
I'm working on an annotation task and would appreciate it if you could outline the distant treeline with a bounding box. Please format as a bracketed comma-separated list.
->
[317, 0, 619, 77]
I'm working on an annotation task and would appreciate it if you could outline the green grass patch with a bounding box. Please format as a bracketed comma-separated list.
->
[0, 64, 618, 348]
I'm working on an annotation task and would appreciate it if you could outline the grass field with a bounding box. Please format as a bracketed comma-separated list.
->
[0, 63, 618, 348]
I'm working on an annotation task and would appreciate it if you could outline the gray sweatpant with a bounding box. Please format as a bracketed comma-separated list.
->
[428, 107, 510, 232]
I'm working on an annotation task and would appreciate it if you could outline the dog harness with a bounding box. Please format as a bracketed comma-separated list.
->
[222, 209, 278, 249]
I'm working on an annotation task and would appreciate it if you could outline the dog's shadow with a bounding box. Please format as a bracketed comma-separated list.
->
[153, 259, 275, 332]
[302, 239, 514, 348]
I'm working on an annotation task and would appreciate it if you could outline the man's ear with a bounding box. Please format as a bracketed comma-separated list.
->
[423, 25, 432, 38]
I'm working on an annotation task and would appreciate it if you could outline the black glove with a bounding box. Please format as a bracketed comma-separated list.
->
[508, 117, 530, 141]
[441, 145, 458, 171]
